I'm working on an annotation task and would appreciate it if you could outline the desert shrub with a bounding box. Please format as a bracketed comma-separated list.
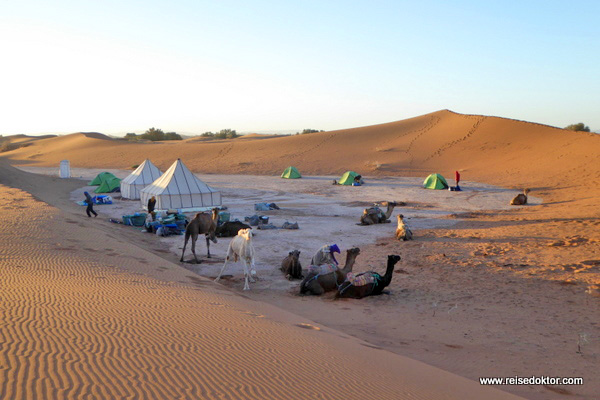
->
[565, 123, 590, 132]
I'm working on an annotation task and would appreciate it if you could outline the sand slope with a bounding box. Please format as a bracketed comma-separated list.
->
[0, 165, 523, 399]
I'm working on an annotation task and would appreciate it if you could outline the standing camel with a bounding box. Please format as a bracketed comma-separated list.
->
[300, 248, 361, 295]
[337, 255, 401, 299]
[180, 208, 218, 263]
[359, 201, 397, 225]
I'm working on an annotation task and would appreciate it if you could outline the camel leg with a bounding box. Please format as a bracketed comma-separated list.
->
[191, 233, 199, 263]
[180, 233, 190, 262]
[215, 245, 232, 282]
[205, 235, 211, 258]
[242, 258, 251, 290]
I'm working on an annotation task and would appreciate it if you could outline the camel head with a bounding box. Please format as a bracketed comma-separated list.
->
[238, 228, 253, 240]
[388, 254, 401, 265]
[347, 247, 361, 257]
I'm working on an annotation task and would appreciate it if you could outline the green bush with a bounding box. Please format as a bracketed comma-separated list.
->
[565, 123, 590, 132]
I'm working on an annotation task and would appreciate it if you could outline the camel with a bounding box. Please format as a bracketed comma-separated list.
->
[180, 208, 218, 263]
[216, 220, 251, 237]
[510, 188, 530, 205]
[300, 247, 361, 296]
[281, 250, 303, 280]
[215, 228, 257, 290]
[358, 201, 397, 225]
[395, 214, 413, 241]
[337, 255, 401, 299]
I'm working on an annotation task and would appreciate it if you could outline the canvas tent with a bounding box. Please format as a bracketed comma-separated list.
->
[338, 171, 361, 185]
[89, 172, 117, 186]
[140, 159, 221, 211]
[120, 159, 163, 199]
[281, 166, 301, 179]
[423, 173, 449, 190]
[95, 176, 121, 193]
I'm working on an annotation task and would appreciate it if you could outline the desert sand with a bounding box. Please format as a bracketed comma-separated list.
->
[1, 109, 599, 399]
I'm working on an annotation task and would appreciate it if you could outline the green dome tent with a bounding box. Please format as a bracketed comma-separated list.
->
[423, 173, 449, 190]
[95, 176, 122, 193]
[89, 172, 117, 186]
[338, 171, 361, 185]
[281, 166, 301, 179]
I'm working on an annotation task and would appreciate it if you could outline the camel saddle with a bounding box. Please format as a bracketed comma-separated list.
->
[307, 263, 338, 275]
[345, 272, 377, 287]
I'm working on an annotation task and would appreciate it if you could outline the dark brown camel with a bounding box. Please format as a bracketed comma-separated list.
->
[336, 254, 400, 299]
[299, 248, 360, 295]
[281, 250, 303, 280]
[180, 208, 218, 263]
[358, 201, 397, 225]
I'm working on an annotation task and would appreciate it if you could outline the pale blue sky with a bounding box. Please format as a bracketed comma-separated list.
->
[1, 0, 598, 135]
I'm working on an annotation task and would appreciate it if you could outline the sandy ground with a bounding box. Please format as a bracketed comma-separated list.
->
[17, 165, 536, 280]
[13, 165, 600, 400]
[0, 163, 527, 400]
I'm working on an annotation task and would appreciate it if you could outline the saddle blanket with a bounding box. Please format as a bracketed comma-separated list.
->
[345, 272, 376, 287]
[307, 263, 338, 275]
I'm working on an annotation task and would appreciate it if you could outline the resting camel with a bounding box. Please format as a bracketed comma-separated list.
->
[216, 220, 251, 237]
[510, 189, 530, 205]
[337, 254, 401, 299]
[395, 214, 413, 241]
[180, 208, 218, 263]
[300, 247, 361, 296]
[281, 250, 303, 280]
[358, 201, 397, 225]
[215, 228, 257, 290]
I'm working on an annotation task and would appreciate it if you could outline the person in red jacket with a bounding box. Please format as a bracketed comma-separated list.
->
[454, 171, 461, 191]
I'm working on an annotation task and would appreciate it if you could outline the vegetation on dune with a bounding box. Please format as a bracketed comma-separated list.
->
[564, 123, 590, 132]
[200, 129, 238, 139]
[125, 128, 183, 141]
[295, 129, 324, 135]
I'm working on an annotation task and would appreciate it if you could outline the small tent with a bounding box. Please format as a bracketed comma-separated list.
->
[281, 166, 301, 179]
[120, 159, 163, 199]
[423, 173, 449, 190]
[89, 172, 117, 186]
[140, 159, 222, 211]
[95, 176, 121, 193]
[338, 171, 361, 185]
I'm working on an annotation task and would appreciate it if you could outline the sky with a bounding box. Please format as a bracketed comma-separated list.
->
[1, 0, 598, 136]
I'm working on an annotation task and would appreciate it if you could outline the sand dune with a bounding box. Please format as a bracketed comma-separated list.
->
[1, 110, 599, 399]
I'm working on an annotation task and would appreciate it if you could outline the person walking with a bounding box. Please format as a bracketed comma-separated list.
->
[84, 191, 98, 218]
[147, 196, 157, 221]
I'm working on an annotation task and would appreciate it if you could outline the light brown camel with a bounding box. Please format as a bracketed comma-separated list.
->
[358, 201, 397, 225]
[395, 214, 413, 241]
[180, 208, 218, 263]
[510, 188, 530, 205]
[299, 248, 360, 295]
[281, 250, 303, 280]
[336, 255, 401, 299]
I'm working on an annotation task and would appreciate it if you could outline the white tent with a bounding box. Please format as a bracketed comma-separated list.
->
[120, 159, 163, 200]
[59, 160, 71, 178]
[139, 159, 221, 211]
